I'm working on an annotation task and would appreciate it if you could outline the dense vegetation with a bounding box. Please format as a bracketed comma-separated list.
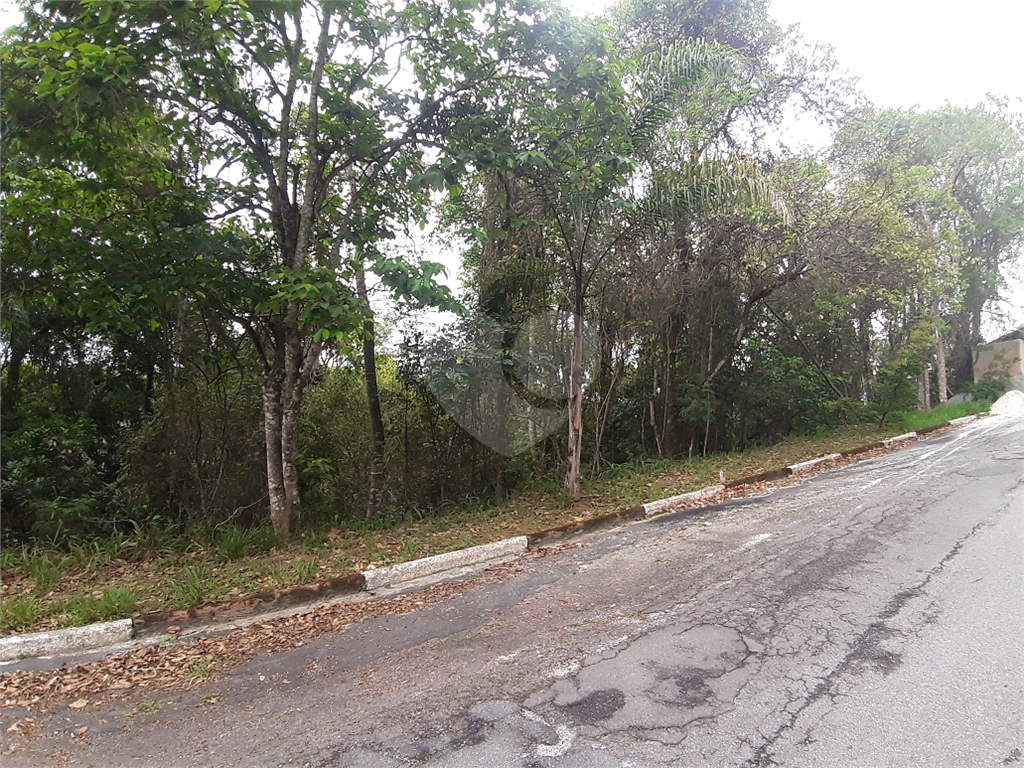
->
[2, 0, 1022, 551]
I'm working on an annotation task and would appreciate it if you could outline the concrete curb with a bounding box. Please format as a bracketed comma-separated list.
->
[0, 619, 133, 662]
[362, 536, 528, 591]
[134, 572, 366, 639]
[3, 408, 992, 662]
[526, 506, 646, 549]
[948, 414, 982, 426]
[724, 467, 792, 488]
[643, 484, 724, 516]
[882, 431, 917, 446]
[788, 453, 842, 474]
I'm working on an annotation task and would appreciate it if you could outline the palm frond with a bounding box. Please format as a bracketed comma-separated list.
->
[628, 40, 738, 152]
[649, 156, 793, 226]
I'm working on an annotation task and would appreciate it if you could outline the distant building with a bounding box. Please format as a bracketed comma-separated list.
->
[974, 337, 1024, 391]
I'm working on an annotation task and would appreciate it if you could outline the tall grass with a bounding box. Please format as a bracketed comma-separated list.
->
[896, 400, 991, 432]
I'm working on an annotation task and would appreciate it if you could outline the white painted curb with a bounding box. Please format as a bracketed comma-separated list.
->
[788, 453, 842, 474]
[882, 432, 916, 446]
[362, 536, 528, 591]
[643, 484, 724, 517]
[948, 414, 982, 426]
[0, 618, 133, 662]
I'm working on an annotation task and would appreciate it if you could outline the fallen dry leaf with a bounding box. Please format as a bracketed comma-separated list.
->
[0, 559, 533, 710]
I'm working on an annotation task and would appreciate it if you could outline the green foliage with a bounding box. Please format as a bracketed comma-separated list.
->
[871, 359, 920, 427]
[396, 539, 421, 560]
[896, 400, 992, 432]
[114, 358, 267, 532]
[1, 0, 1020, 553]
[1, 414, 109, 543]
[966, 376, 1013, 402]
[248, 527, 278, 556]
[825, 398, 873, 425]
[172, 565, 211, 608]
[1, 596, 39, 632]
[185, 662, 212, 682]
[27, 552, 64, 594]
[216, 525, 251, 562]
[292, 558, 320, 584]
[61, 587, 137, 625]
[724, 342, 835, 445]
[215, 524, 276, 561]
[0, 545, 26, 574]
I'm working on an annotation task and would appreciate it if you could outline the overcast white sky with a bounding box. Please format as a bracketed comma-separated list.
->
[2, 0, 1021, 333]
[769, 0, 1024, 112]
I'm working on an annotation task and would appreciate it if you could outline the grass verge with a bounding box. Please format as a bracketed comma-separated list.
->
[895, 400, 990, 432]
[0, 411, 986, 636]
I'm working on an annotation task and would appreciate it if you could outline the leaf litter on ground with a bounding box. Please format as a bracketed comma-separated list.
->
[0, 549, 572, 711]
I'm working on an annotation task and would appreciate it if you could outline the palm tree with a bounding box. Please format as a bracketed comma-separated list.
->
[467, 29, 790, 497]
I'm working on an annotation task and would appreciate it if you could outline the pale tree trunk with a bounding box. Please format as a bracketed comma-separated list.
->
[564, 271, 585, 501]
[281, 312, 304, 530]
[356, 260, 387, 519]
[591, 359, 621, 473]
[263, 371, 288, 540]
[261, 10, 334, 540]
[527, 322, 539, 454]
[917, 367, 931, 411]
[262, 312, 323, 541]
[935, 325, 948, 405]
[649, 362, 663, 458]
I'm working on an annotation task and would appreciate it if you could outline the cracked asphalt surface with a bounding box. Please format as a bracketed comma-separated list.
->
[3, 413, 1022, 767]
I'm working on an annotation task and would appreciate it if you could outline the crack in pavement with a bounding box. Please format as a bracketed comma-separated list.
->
[742, 519, 989, 767]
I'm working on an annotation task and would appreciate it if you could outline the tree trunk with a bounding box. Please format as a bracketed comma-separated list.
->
[591, 358, 621, 473]
[564, 282, 585, 501]
[261, 310, 322, 541]
[917, 367, 931, 411]
[281, 387, 303, 531]
[263, 372, 288, 540]
[258, 7, 334, 540]
[935, 325, 948, 405]
[356, 260, 387, 519]
[1, 346, 26, 415]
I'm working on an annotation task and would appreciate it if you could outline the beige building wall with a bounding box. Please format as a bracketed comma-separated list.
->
[974, 339, 1024, 382]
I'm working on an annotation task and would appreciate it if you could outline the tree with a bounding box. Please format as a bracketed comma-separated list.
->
[7, 0, 563, 537]
[822, 104, 1024, 406]
[452, 21, 790, 493]
[915, 101, 1024, 385]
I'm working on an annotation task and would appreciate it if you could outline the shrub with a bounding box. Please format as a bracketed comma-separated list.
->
[1, 415, 109, 543]
[966, 375, 1012, 403]
[825, 397, 872, 425]
[216, 525, 252, 561]
[171, 565, 210, 608]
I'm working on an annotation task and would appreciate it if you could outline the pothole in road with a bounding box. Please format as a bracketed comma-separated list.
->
[561, 688, 626, 724]
[546, 623, 758, 735]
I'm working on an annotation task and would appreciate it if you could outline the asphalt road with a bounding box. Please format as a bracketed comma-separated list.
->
[3, 413, 1022, 767]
